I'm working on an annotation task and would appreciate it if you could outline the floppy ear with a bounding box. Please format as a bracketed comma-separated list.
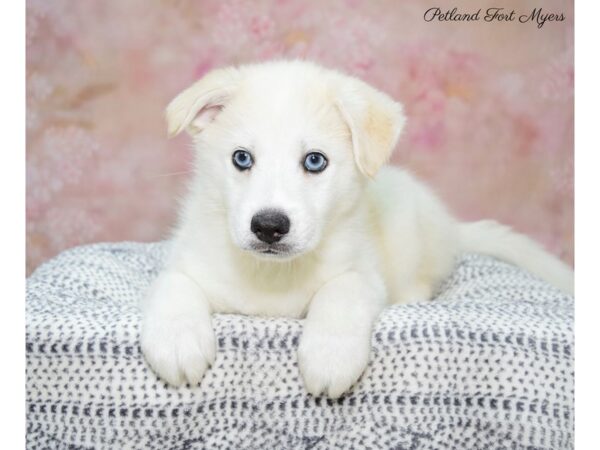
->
[334, 75, 406, 178]
[166, 67, 242, 137]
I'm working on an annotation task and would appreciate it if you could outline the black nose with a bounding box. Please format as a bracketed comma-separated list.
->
[250, 210, 290, 244]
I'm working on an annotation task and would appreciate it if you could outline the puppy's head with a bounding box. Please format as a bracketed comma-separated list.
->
[167, 61, 405, 260]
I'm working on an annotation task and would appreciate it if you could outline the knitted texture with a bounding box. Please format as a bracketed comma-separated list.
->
[26, 242, 574, 449]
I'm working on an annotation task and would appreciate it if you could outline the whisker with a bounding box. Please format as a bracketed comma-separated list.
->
[147, 170, 194, 178]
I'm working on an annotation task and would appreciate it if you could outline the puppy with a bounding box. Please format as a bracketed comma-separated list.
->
[141, 60, 573, 398]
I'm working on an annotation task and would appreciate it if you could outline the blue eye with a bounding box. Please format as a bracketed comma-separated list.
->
[232, 149, 253, 170]
[303, 152, 328, 173]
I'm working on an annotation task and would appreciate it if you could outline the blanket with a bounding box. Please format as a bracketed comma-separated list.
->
[26, 242, 574, 449]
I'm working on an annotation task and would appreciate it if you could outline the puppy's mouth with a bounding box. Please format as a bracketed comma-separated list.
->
[249, 242, 295, 259]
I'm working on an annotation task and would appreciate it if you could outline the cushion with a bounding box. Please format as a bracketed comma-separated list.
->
[26, 242, 574, 449]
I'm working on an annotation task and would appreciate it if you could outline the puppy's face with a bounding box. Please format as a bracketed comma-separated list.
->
[167, 62, 405, 260]
[199, 85, 363, 260]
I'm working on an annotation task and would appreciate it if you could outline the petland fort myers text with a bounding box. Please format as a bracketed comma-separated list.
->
[424, 7, 565, 28]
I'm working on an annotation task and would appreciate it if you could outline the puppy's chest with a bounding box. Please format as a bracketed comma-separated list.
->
[196, 266, 321, 318]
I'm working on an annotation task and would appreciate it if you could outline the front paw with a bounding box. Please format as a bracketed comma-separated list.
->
[141, 314, 216, 387]
[298, 331, 371, 398]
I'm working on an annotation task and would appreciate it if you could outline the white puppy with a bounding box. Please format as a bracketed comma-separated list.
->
[141, 60, 573, 398]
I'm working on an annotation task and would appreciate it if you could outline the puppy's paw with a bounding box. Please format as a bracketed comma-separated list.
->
[298, 331, 371, 398]
[141, 313, 215, 387]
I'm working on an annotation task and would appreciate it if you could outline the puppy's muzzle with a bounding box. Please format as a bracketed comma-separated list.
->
[251, 210, 290, 244]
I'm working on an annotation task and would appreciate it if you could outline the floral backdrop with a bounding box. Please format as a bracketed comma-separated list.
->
[26, 0, 574, 274]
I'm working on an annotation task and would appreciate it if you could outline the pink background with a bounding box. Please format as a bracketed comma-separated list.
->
[26, 0, 574, 274]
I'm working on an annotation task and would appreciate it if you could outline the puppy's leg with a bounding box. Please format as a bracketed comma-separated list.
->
[298, 271, 385, 398]
[140, 271, 215, 386]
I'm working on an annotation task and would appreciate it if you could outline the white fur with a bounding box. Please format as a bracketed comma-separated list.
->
[141, 60, 574, 398]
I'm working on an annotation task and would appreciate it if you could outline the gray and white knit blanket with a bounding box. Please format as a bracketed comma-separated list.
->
[26, 242, 574, 449]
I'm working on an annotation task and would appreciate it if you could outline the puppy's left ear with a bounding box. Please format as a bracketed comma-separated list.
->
[334, 75, 406, 178]
[166, 67, 242, 138]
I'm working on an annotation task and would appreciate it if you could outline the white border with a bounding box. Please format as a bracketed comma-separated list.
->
[574, 0, 600, 447]
[0, 1, 25, 448]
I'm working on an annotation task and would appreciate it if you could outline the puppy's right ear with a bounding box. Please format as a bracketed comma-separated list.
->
[166, 67, 241, 137]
